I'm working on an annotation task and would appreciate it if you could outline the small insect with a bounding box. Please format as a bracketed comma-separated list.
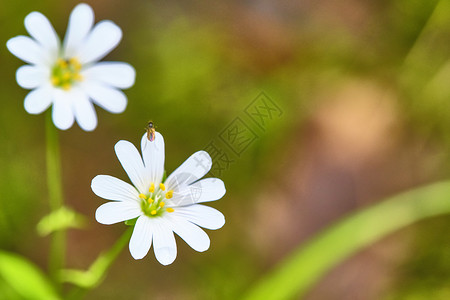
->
[146, 121, 156, 142]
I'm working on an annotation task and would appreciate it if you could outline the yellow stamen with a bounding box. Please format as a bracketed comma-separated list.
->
[165, 190, 173, 199]
[159, 202, 165, 208]
[148, 198, 154, 203]
[69, 57, 82, 70]
[51, 76, 60, 85]
[57, 58, 68, 68]
[73, 73, 83, 81]
[62, 72, 71, 81]
[159, 183, 166, 191]
[151, 210, 157, 215]
[138, 194, 147, 200]
[166, 208, 174, 213]
[149, 183, 155, 193]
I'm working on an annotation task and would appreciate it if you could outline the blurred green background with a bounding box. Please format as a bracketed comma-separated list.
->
[1, 0, 450, 299]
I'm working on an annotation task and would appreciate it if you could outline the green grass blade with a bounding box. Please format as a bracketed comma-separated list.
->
[244, 180, 450, 300]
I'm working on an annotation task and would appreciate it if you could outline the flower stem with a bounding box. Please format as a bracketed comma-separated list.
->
[65, 227, 133, 299]
[45, 112, 66, 288]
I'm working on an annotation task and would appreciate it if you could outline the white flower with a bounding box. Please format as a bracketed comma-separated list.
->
[92, 132, 226, 265]
[6, 3, 135, 131]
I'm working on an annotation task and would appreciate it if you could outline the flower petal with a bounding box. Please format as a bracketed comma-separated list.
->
[16, 65, 48, 89]
[24, 87, 52, 114]
[141, 132, 165, 186]
[114, 140, 147, 194]
[165, 151, 212, 190]
[77, 20, 122, 64]
[63, 3, 94, 58]
[169, 216, 210, 252]
[52, 89, 75, 130]
[24, 11, 59, 58]
[72, 90, 97, 131]
[91, 175, 140, 202]
[81, 81, 127, 113]
[82, 62, 135, 89]
[171, 205, 225, 230]
[129, 216, 153, 260]
[152, 219, 177, 265]
[170, 178, 226, 206]
[7, 36, 47, 65]
[95, 201, 141, 225]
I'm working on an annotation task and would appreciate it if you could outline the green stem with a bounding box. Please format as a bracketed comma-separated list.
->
[45, 112, 65, 287]
[65, 227, 133, 299]
[243, 180, 450, 300]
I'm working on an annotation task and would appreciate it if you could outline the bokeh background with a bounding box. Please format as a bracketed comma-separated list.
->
[1, 0, 450, 299]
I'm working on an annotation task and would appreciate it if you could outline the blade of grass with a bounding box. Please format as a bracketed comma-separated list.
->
[244, 180, 450, 300]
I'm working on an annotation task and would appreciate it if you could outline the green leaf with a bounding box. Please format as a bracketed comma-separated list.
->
[124, 218, 138, 226]
[243, 180, 450, 300]
[37, 206, 87, 236]
[0, 251, 60, 300]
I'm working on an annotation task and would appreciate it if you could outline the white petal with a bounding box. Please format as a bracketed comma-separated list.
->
[73, 90, 97, 131]
[7, 36, 47, 65]
[114, 140, 147, 194]
[52, 89, 75, 130]
[63, 3, 94, 58]
[171, 205, 225, 230]
[24, 87, 52, 114]
[91, 175, 140, 202]
[16, 65, 48, 89]
[77, 20, 122, 64]
[169, 216, 210, 252]
[165, 151, 212, 189]
[129, 216, 153, 260]
[24, 12, 59, 58]
[141, 132, 165, 186]
[82, 62, 135, 89]
[152, 219, 177, 265]
[95, 201, 141, 225]
[81, 81, 127, 113]
[170, 178, 226, 206]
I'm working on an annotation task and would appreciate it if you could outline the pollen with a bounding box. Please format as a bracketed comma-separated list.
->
[56, 58, 68, 68]
[51, 76, 60, 86]
[69, 57, 82, 70]
[166, 208, 174, 213]
[165, 190, 173, 199]
[159, 202, 165, 208]
[149, 183, 155, 193]
[73, 73, 83, 81]
[151, 210, 157, 215]
[139, 194, 147, 200]
[51, 57, 83, 90]
[159, 183, 166, 191]
[148, 198, 154, 203]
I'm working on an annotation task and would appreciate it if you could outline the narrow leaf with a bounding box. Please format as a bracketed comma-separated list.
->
[0, 251, 60, 300]
[244, 180, 450, 300]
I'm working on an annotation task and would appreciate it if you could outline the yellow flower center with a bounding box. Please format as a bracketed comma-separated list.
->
[139, 182, 174, 217]
[50, 58, 83, 90]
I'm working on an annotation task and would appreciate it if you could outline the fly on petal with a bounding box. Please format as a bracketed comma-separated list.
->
[146, 121, 156, 142]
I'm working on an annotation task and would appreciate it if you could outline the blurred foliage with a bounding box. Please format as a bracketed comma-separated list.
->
[0, 0, 449, 299]
[0, 251, 59, 299]
[385, 216, 450, 300]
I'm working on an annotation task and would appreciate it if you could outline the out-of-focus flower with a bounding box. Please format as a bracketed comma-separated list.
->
[7, 3, 135, 131]
[92, 132, 226, 265]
